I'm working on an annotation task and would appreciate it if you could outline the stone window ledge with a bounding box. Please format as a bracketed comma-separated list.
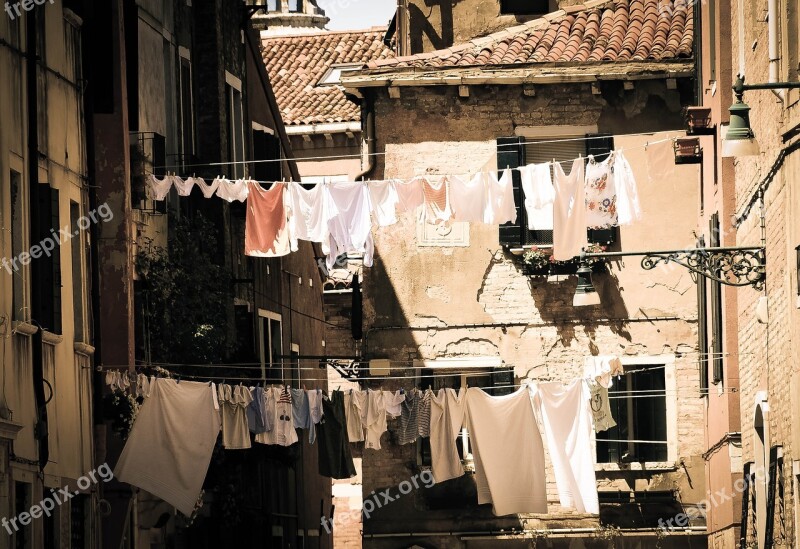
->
[595, 462, 679, 473]
[0, 419, 24, 442]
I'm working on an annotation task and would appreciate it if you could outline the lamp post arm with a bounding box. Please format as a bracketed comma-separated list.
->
[580, 246, 766, 290]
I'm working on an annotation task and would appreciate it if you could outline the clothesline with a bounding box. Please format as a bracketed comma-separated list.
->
[152, 132, 676, 172]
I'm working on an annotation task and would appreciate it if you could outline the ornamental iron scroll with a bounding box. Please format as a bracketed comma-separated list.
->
[640, 247, 765, 290]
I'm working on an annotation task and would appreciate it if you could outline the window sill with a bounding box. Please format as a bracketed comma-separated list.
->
[596, 462, 679, 472]
[508, 245, 554, 256]
[12, 321, 38, 336]
[74, 342, 95, 356]
[42, 331, 63, 345]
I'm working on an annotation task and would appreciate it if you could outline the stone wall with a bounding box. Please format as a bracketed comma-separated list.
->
[347, 80, 707, 546]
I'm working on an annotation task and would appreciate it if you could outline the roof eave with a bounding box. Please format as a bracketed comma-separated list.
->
[341, 60, 696, 90]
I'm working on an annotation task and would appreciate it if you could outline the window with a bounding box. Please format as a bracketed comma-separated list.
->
[70, 201, 86, 342]
[179, 54, 195, 165]
[697, 236, 709, 395]
[764, 446, 784, 547]
[39, 184, 62, 334]
[318, 64, 363, 86]
[226, 73, 246, 180]
[266, 0, 278, 11]
[596, 365, 668, 463]
[288, 0, 302, 12]
[500, 0, 552, 15]
[416, 360, 513, 470]
[43, 491, 60, 549]
[709, 213, 723, 383]
[10, 170, 28, 321]
[252, 125, 282, 182]
[259, 310, 283, 382]
[14, 482, 32, 549]
[497, 134, 615, 249]
[290, 343, 300, 389]
[70, 495, 90, 549]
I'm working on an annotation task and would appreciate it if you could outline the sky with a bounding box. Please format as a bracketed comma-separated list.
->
[316, 0, 396, 30]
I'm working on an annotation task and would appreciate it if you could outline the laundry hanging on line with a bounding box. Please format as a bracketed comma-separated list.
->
[145, 148, 640, 266]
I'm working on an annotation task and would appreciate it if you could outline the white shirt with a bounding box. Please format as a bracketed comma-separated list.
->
[325, 181, 374, 269]
[552, 158, 587, 261]
[519, 163, 555, 230]
[483, 169, 517, 225]
[450, 173, 486, 223]
[286, 182, 332, 253]
[368, 180, 400, 227]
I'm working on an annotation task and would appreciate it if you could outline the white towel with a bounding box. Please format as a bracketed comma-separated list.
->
[534, 380, 599, 514]
[114, 378, 221, 516]
[466, 387, 547, 515]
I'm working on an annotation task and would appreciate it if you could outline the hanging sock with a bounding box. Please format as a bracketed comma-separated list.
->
[216, 178, 249, 202]
[552, 158, 587, 261]
[533, 381, 599, 514]
[466, 387, 547, 516]
[172, 176, 195, 197]
[147, 174, 173, 201]
[450, 173, 486, 223]
[193, 177, 222, 199]
[483, 169, 516, 225]
[520, 163, 555, 230]
[245, 182, 292, 258]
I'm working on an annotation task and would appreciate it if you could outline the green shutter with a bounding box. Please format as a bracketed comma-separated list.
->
[497, 136, 525, 246]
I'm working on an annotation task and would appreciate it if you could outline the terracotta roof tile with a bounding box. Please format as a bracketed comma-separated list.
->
[261, 29, 393, 126]
[367, 0, 692, 70]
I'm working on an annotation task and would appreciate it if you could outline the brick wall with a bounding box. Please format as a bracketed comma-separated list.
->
[728, 1, 800, 546]
[349, 81, 707, 546]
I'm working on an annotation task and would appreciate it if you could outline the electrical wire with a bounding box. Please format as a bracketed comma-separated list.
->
[151, 134, 675, 176]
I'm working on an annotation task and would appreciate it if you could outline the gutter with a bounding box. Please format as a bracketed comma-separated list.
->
[768, 0, 785, 102]
[353, 93, 375, 180]
[363, 527, 707, 539]
[284, 121, 361, 136]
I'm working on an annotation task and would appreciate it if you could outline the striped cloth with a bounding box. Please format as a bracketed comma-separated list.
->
[417, 389, 432, 438]
[396, 390, 419, 445]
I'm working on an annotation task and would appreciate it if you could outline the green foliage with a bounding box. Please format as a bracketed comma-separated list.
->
[136, 214, 231, 365]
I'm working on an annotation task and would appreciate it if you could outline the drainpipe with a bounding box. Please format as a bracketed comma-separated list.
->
[354, 93, 375, 181]
[768, 0, 785, 101]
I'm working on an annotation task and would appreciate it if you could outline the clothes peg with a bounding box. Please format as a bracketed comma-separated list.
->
[399, 388, 405, 394]
[176, 375, 181, 384]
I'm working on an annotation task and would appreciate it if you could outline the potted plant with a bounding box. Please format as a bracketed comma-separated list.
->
[522, 247, 551, 275]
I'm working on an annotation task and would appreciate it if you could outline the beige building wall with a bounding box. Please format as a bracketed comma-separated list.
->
[0, 3, 97, 546]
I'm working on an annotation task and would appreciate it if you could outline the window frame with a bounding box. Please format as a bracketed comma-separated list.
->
[594, 355, 678, 471]
[317, 63, 363, 86]
[258, 309, 283, 382]
[178, 48, 195, 166]
[225, 71, 246, 180]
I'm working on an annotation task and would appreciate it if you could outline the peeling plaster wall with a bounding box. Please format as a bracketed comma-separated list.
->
[350, 82, 706, 544]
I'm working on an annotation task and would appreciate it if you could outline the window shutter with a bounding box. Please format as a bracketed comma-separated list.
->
[765, 447, 782, 548]
[490, 366, 515, 396]
[710, 214, 723, 383]
[38, 185, 62, 334]
[696, 236, 709, 396]
[497, 137, 525, 247]
[585, 133, 614, 161]
[739, 463, 752, 548]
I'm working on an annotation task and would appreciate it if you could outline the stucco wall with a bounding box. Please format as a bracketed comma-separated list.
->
[338, 81, 707, 545]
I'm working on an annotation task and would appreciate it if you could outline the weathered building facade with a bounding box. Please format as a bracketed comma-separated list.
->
[78, 1, 332, 548]
[697, 0, 800, 547]
[0, 1, 98, 546]
[338, 0, 710, 547]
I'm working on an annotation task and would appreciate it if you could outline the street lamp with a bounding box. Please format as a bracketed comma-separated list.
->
[722, 75, 800, 157]
[573, 263, 601, 307]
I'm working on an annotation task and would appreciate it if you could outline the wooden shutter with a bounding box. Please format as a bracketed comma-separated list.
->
[697, 236, 709, 395]
[38, 185, 62, 334]
[710, 214, 723, 383]
[740, 463, 752, 548]
[490, 366, 515, 396]
[765, 447, 782, 548]
[497, 136, 525, 246]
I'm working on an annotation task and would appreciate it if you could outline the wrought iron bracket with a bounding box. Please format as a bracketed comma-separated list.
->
[582, 246, 766, 290]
